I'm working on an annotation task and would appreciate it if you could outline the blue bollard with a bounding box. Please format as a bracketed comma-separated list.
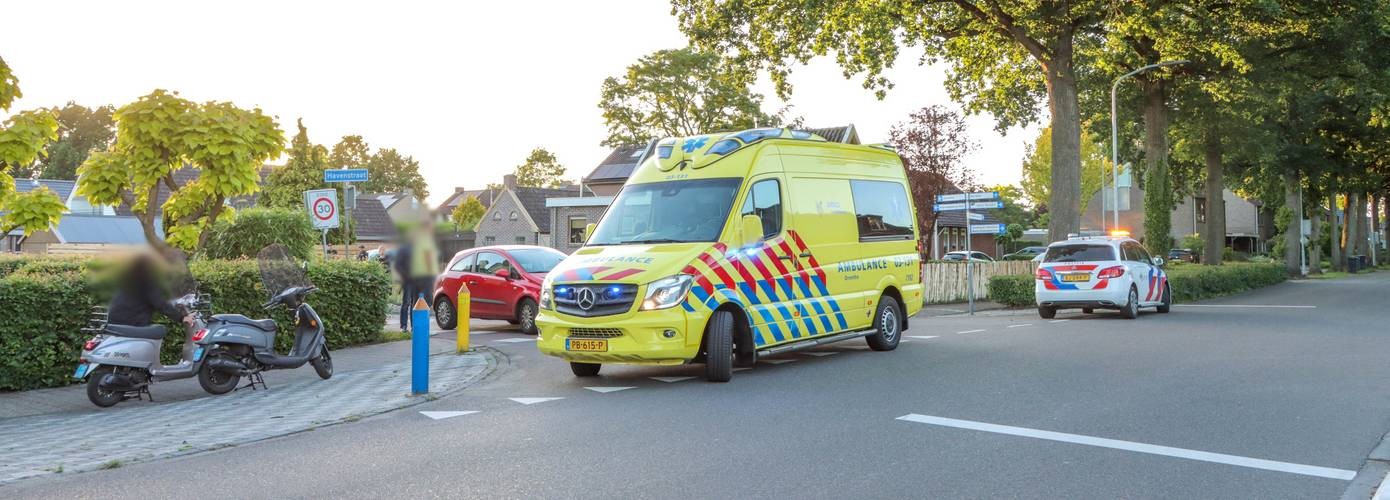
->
[411, 294, 429, 394]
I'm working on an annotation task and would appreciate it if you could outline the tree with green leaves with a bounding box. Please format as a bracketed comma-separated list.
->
[76, 90, 285, 254]
[14, 102, 116, 181]
[1020, 126, 1114, 216]
[327, 135, 428, 198]
[673, 0, 1111, 243]
[513, 148, 566, 188]
[599, 47, 777, 147]
[262, 118, 330, 209]
[0, 56, 64, 237]
[449, 196, 486, 231]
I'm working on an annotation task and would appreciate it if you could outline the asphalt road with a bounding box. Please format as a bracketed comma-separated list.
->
[9, 272, 1390, 499]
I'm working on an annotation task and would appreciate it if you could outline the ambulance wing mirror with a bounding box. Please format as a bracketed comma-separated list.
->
[583, 223, 596, 242]
[740, 214, 764, 247]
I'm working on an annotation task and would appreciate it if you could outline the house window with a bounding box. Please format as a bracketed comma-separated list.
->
[509, 211, 518, 221]
[1195, 197, 1207, 224]
[516, 236, 526, 244]
[493, 212, 501, 221]
[484, 236, 496, 245]
[569, 216, 588, 244]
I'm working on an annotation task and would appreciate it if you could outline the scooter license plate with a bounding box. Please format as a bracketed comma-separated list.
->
[73, 363, 89, 378]
[193, 347, 205, 361]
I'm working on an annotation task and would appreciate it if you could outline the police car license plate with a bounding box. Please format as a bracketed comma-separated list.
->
[566, 339, 608, 352]
[1061, 273, 1090, 282]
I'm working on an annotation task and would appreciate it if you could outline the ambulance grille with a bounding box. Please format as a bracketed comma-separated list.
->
[568, 328, 624, 338]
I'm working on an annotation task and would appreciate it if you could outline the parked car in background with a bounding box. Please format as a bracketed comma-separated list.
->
[943, 251, 994, 262]
[432, 245, 566, 334]
[1168, 248, 1198, 263]
[1002, 246, 1047, 260]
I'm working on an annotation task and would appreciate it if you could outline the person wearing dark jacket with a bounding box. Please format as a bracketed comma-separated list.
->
[394, 242, 414, 331]
[108, 253, 193, 328]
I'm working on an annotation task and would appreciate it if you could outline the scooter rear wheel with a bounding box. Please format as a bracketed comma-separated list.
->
[198, 349, 240, 395]
[311, 345, 333, 380]
[86, 367, 121, 407]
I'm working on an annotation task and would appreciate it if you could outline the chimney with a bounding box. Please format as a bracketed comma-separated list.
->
[503, 174, 517, 189]
[455, 187, 466, 193]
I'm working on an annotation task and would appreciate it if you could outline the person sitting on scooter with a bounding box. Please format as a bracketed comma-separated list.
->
[108, 251, 195, 328]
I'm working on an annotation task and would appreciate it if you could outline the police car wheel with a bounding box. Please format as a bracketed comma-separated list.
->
[1038, 306, 1057, 319]
[570, 362, 601, 377]
[866, 296, 902, 351]
[704, 310, 734, 382]
[1157, 285, 1172, 313]
[1122, 287, 1140, 319]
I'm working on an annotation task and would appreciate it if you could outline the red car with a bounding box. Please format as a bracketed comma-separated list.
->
[432, 245, 566, 334]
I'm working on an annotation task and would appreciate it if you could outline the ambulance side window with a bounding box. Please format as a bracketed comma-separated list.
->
[740, 179, 782, 238]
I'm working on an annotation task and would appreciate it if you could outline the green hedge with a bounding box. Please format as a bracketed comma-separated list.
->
[987, 275, 1036, 306]
[984, 262, 1288, 309]
[0, 257, 390, 391]
[201, 208, 318, 261]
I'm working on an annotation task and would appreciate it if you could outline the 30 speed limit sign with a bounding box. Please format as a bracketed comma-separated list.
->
[304, 188, 340, 229]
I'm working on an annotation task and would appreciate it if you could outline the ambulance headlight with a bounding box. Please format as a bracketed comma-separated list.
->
[540, 278, 554, 310]
[640, 274, 694, 311]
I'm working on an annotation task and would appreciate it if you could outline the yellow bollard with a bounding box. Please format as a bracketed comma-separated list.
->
[456, 282, 470, 352]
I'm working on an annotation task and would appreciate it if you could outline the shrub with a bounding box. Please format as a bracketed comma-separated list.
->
[0, 256, 390, 391]
[987, 275, 1035, 307]
[201, 208, 317, 261]
[1165, 262, 1286, 303]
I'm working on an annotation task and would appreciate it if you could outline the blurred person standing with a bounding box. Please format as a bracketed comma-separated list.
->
[406, 218, 440, 331]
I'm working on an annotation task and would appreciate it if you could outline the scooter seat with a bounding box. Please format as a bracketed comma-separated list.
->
[105, 324, 168, 340]
[212, 314, 278, 332]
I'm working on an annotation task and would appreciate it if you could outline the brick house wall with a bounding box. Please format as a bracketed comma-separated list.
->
[548, 204, 609, 253]
[474, 190, 539, 246]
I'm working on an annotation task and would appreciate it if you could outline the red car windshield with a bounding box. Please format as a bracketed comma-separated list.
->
[510, 248, 566, 274]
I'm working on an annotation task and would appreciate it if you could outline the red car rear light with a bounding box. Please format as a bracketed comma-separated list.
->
[1034, 267, 1054, 280]
[191, 329, 208, 342]
[1097, 266, 1126, 279]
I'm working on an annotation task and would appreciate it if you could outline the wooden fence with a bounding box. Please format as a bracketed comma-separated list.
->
[922, 260, 1038, 304]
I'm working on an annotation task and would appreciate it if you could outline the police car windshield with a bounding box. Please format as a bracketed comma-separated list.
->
[588, 178, 742, 246]
[1044, 244, 1116, 263]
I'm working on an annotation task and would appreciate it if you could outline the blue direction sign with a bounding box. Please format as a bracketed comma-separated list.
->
[935, 191, 999, 203]
[969, 223, 1008, 235]
[324, 169, 369, 183]
[934, 200, 1004, 212]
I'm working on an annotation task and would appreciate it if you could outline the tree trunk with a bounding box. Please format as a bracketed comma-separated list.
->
[1140, 79, 1172, 255]
[1354, 192, 1369, 256]
[1283, 175, 1302, 276]
[1202, 135, 1225, 266]
[1307, 210, 1323, 275]
[1382, 192, 1389, 261]
[1043, 45, 1082, 244]
[1329, 194, 1342, 271]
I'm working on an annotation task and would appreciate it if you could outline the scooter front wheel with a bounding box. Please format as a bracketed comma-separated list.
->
[86, 367, 121, 407]
[198, 349, 240, 395]
[311, 345, 333, 380]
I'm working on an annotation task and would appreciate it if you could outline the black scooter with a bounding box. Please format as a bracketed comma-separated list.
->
[195, 246, 332, 391]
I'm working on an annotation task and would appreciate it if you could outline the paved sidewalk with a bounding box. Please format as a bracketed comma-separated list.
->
[919, 300, 1010, 317]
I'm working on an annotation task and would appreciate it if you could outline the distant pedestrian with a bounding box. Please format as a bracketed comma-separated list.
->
[394, 242, 413, 331]
[357, 245, 368, 261]
[406, 219, 441, 331]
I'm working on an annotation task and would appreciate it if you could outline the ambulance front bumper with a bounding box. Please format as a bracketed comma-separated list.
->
[536, 307, 703, 365]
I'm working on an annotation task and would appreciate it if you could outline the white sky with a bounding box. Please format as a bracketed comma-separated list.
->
[3, 0, 1038, 204]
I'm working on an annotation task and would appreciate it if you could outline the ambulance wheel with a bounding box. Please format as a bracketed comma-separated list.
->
[1082, 308, 1094, 314]
[1038, 306, 1057, 319]
[434, 296, 457, 330]
[570, 362, 601, 377]
[1157, 285, 1172, 313]
[1122, 286, 1140, 319]
[866, 296, 902, 351]
[703, 310, 734, 382]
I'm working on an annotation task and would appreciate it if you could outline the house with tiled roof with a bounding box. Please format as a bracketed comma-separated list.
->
[473, 174, 579, 247]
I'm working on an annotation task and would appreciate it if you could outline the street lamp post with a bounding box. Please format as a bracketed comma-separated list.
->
[1110, 60, 1188, 232]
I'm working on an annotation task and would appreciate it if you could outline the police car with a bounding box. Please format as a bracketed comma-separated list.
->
[1034, 232, 1171, 319]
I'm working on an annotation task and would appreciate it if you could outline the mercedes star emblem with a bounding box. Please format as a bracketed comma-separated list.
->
[576, 287, 596, 310]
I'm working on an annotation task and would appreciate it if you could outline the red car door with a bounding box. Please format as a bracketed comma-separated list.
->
[439, 253, 475, 305]
[469, 251, 511, 318]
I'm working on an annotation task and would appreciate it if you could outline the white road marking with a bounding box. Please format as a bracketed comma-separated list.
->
[1049, 319, 1070, 323]
[908, 335, 939, 340]
[803, 352, 839, 357]
[761, 359, 797, 365]
[649, 376, 695, 383]
[1174, 304, 1316, 309]
[584, 387, 634, 394]
[1373, 470, 1390, 500]
[734, 367, 752, 372]
[1006, 324, 1032, 328]
[494, 338, 538, 343]
[420, 411, 478, 420]
[957, 329, 986, 334]
[896, 413, 1355, 480]
[509, 397, 564, 405]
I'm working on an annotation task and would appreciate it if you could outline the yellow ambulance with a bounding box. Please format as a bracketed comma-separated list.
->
[536, 128, 923, 381]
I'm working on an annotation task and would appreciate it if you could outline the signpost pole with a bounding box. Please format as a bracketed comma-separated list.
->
[966, 194, 974, 316]
[321, 229, 329, 259]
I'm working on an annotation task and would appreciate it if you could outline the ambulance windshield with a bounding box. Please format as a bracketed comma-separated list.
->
[587, 178, 742, 246]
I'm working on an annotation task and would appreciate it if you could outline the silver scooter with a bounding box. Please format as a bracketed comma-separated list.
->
[75, 293, 214, 407]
